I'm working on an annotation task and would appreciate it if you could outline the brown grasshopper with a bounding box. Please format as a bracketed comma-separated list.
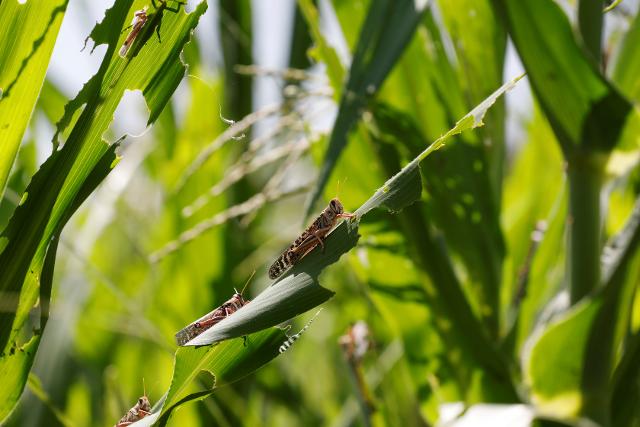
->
[118, 0, 185, 58]
[174, 275, 253, 346]
[268, 198, 355, 280]
[115, 385, 151, 427]
[119, 7, 148, 57]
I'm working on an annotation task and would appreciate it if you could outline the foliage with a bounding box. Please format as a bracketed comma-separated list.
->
[0, 0, 639, 426]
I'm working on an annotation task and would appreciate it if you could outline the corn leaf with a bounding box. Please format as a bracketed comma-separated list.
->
[0, 0, 68, 198]
[0, 0, 207, 421]
[491, 0, 632, 152]
[132, 329, 289, 426]
[188, 75, 523, 348]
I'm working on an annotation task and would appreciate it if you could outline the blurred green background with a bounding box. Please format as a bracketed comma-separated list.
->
[1, 0, 640, 426]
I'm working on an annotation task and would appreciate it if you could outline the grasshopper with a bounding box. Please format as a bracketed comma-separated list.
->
[268, 198, 354, 280]
[119, 8, 148, 57]
[175, 275, 253, 346]
[115, 385, 151, 427]
[119, 0, 185, 58]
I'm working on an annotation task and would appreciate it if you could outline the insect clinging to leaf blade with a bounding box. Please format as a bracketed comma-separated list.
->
[118, 0, 186, 58]
[268, 198, 355, 280]
[175, 274, 253, 346]
[115, 385, 151, 427]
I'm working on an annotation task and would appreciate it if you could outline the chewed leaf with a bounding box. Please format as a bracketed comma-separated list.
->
[355, 74, 524, 218]
[128, 70, 525, 424]
[0, 0, 68, 196]
[185, 74, 524, 348]
[417, 73, 525, 163]
[131, 329, 288, 427]
[356, 163, 422, 217]
[186, 222, 359, 346]
[0, 335, 41, 421]
[0, 1, 208, 422]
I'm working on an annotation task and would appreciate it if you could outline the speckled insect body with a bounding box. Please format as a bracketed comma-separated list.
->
[175, 291, 250, 346]
[119, 8, 148, 57]
[268, 198, 354, 280]
[118, 0, 186, 58]
[116, 395, 151, 427]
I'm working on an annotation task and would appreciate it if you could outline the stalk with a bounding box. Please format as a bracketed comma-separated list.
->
[567, 151, 604, 303]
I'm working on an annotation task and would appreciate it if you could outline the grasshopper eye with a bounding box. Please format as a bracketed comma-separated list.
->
[138, 398, 144, 405]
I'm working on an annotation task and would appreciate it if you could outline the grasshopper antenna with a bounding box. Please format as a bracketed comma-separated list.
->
[235, 270, 256, 295]
[335, 177, 348, 199]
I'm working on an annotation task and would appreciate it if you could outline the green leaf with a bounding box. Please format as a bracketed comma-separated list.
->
[611, 331, 640, 427]
[305, 0, 429, 217]
[0, 0, 206, 346]
[359, 74, 523, 218]
[525, 297, 603, 418]
[502, 108, 566, 352]
[610, 8, 640, 101]
[492, 0, 632, 152]
[189, 75, 523, 350]
[26, 373, 75, 427]
[297, 0, 345, 94]
[0, 0, 68, 197]
[0, 335, 40, 421]
[132, 329, 289, 426]
[437, 0, 507, 195]
[525, 198, 640, 422]
[185, 222, 356, 345]
[0, 0, 208, 420]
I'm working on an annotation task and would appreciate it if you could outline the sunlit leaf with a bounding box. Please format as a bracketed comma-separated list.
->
[0, 0, 68, 198]
[492, 0, 632, 151]
[132, 329, 289, 426]
[0, 0, 208, 420]
[191, 74, 523, 347]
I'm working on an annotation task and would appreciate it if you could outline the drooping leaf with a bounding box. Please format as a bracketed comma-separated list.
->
[491, 0, 632, 152]
[185, 222, 356, 345]
[358, 74, 524, 218]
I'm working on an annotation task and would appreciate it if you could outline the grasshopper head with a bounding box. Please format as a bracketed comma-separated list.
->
[328, 198, 344, 218]
[137, 396, 151, 412]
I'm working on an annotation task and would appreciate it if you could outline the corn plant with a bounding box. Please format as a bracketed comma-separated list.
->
[0, 0, 639, 426]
